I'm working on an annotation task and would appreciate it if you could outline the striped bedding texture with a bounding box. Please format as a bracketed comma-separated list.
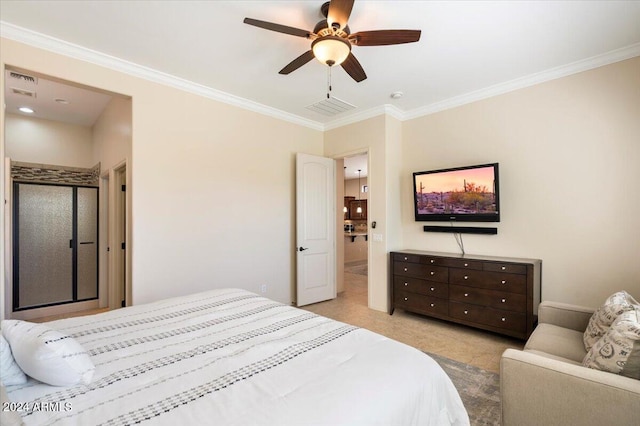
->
[4, 288, 469, 425]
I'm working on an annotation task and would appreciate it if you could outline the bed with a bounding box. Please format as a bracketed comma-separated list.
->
[2, 288, 469, 425]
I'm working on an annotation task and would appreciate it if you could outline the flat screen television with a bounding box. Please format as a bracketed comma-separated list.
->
[413, 163, 500, 222]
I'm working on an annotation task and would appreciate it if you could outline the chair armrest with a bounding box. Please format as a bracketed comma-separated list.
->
[538, 301, 594, 331]
[500, 349, 640, 426]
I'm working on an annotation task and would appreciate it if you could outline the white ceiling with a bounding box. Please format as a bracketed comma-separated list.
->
[344, 154, 368, 179]
[4, 69, 113, 126]
[1, 1, 639, 129]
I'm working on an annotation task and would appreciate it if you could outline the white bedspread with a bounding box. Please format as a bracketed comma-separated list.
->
[5, 289, 469, 425]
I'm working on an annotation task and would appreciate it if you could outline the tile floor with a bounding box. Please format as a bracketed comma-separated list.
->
[301, 262, 524, 373]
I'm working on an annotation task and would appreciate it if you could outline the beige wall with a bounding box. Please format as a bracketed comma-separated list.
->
[92, 95, 133, 309]
[344, 177, 368, 200]
[92, 96, 132, 170]
[1, 38, 323, 317]
[5, 113, 93, 167]
[401, 57, 640, 307]
[325, 116, 399, 311]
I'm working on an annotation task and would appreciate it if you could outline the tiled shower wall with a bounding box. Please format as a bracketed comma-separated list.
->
[11, 161, 100, 186]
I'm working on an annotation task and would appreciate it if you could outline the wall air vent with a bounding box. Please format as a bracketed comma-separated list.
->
[11, 87, 37, 98]
[9, 71, 38, 85]
[305, 96, 355, 116]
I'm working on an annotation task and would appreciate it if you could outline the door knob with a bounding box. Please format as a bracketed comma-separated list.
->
[298, 247, 309, 252]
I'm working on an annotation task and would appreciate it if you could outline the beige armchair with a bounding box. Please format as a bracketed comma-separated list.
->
[500, 301, 640, 426]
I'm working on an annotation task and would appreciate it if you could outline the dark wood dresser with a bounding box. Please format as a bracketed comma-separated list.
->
[390, 250, 541, 339]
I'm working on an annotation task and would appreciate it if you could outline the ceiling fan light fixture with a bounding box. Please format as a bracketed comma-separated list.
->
[312, 36, 351, 66]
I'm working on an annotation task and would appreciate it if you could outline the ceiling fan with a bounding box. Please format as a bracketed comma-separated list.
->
[243, 0, 421, 82]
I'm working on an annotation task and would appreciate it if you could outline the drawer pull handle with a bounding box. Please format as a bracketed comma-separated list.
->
[404, 267, 408, 272]
[501, 266, 506, 270]
[404, 297, 408, 301]
[430, 287, 435, 291]
[430, 303, 435, 307]
[404, 257, 408, 260]
[464, 263, 468, 267]
[404, 282, 408, 286]
[501, 317, 506, 322]
[464, 293, 469, 297]
[430, 271, 435, 276]
[501, 298, 506, 303]
[430, 259, 435, 264]
[464, 310, 468, 314]
[464, 276, 469, 280]
[501, 280, 506, 284]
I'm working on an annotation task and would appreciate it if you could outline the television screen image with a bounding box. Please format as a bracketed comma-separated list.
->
[413, 163, 500, 222]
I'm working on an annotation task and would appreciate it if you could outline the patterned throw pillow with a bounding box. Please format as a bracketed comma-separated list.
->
[583, 291, 638, 351]
[583, 308, 640, 379]
[1, 320, 95, 387]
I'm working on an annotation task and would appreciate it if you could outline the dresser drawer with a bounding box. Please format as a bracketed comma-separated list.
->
[392, 253, 423, 264]
[483, 262, 527, 275]
[393, 262, 449, 283]
[449, 285, 526, 312]
[393, 253, 448, 266]
[440, 258, 483, 270]
[449, 268, 526, 294]
[393, 276, 448, 299]
[449, 301, 526, 332]
[395, 290, 448, 316]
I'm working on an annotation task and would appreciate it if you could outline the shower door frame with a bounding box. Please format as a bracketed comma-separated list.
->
[12, 181, 99, 312]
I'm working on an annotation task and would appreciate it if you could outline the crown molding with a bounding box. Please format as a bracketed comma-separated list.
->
[3, 21, 638, 132]
[0, 22, 325, 132]
[403, 42, 640, 121]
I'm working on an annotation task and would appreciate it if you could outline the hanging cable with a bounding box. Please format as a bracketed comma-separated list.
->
[451, 222, 465, 255]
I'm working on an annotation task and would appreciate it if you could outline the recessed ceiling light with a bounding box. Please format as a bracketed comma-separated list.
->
[390, 91, 404, 99]
[18, 107, 34, 114]
[54, 98, 70, 104]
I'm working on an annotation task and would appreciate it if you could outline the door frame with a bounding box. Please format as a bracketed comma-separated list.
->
[333, 149, 371, 306]
[106, 160, 128, 310]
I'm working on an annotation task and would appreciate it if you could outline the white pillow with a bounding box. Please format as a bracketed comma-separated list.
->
[0, 334, 27, 386]
[1, 320, 95, 387]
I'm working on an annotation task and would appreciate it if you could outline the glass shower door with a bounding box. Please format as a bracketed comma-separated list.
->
[77, 187, 98, 300]
[13, 183, 98, 310]
[15, 184, 74, 308]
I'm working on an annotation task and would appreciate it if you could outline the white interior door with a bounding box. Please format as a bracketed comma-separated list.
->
[296, 153, 336, 306]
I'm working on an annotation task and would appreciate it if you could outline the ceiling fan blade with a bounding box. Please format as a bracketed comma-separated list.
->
[341, 52, 367, 82]
[349, 30, 421, 46]
[243, 18, 312, 38]
[279, 50, 316, 75]
[327, 0, 355, 30]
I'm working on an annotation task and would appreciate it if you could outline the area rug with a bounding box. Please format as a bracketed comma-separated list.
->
[427, 352, 501, 426]
[344, 261, 368, 276]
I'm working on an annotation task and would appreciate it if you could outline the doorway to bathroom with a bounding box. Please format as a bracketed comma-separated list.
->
[342, 153, 368, 306]
[3, 66, 132, 320]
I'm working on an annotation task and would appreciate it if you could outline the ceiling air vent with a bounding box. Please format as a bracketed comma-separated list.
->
[305, 96, 355, 116]
[9, 71, 38, 85]
[11, 87, 37, 98]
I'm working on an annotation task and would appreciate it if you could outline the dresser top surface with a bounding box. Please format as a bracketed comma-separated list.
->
[392, 249, 541, 266]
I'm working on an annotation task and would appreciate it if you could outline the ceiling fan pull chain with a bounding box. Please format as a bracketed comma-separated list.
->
[327, 66, 332, 99]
